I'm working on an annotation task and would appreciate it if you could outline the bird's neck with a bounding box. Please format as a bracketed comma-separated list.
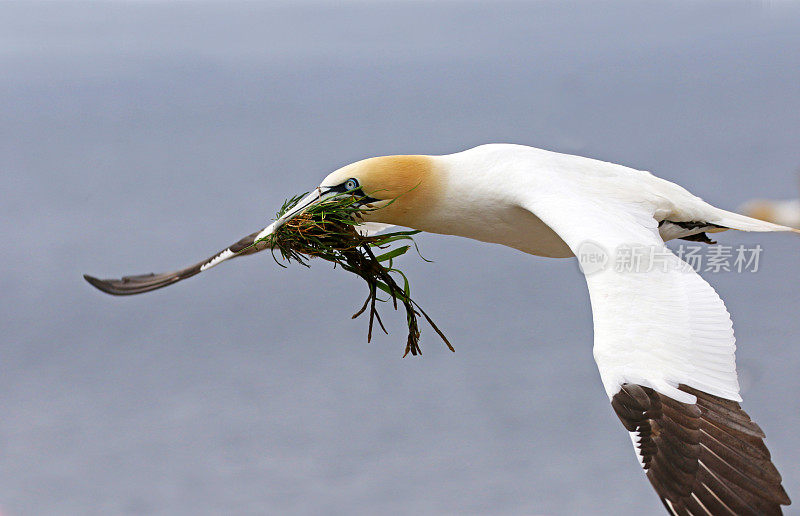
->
[364, 150, 573, 258]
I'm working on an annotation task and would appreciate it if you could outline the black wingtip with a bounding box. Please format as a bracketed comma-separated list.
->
[83, 273, 106, 290]
[83, 273, 125, 295]
[82, 262, 203, 296]
[82, 233, 257, 297]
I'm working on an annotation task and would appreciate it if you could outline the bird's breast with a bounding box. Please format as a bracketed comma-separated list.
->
[418, 202, 574, 258]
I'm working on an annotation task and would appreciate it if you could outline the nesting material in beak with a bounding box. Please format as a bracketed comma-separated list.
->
[252, 190, 453, 357]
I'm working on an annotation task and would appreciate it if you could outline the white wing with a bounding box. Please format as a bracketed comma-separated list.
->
[526, 197, 739, 404]
[524, 196, 790, 514]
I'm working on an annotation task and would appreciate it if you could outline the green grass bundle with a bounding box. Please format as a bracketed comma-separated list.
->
[251, 192, 453, 357]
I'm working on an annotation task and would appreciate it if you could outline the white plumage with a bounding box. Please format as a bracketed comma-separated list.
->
[85, 144, 796, 514]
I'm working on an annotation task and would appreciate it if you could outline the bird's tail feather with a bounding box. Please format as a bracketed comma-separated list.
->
[709, 207, 800, 234]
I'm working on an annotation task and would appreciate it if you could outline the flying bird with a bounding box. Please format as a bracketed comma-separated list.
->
[85, 144, 796, 514]
[739, 173, 800, 229]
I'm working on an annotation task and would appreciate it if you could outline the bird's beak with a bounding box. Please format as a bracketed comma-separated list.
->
[273, 186, 339, 230]
[253, 185, 342, 241]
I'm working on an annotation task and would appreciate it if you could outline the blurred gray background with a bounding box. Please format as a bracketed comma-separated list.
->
[1, 1, 799, 514]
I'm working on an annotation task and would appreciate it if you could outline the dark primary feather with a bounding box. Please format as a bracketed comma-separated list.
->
[658, 220, 728, 245]
[612, 383, 790, 515]
[83, 264, 206, 295]
[83, 230, 267, 296]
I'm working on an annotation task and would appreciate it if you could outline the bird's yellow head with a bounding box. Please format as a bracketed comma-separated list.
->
[319, 154, 444, 227]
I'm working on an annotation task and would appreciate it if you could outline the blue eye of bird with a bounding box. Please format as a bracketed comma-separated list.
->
[344, 178, 359, 191]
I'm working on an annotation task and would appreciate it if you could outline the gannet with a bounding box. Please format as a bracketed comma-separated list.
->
[85, 144, 797, 514]
[739, 172, 800, 229]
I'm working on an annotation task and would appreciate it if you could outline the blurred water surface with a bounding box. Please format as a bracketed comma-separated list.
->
[1, 1, 799, 514]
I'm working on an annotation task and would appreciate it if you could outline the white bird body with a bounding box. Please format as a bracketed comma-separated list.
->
[359, 144, 783, 257]
[395, 144, 787, 405]
[86, 143, 797, 514]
